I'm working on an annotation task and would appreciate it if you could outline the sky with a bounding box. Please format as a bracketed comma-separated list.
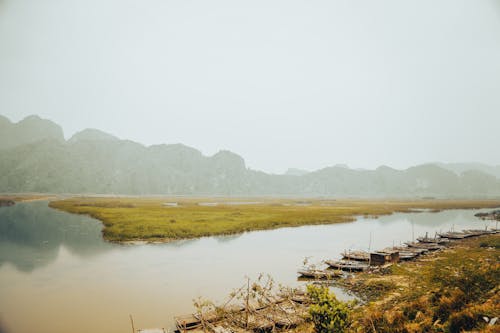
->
[1, 0, 500, 174]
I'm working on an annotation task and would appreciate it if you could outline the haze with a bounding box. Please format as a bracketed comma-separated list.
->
[1, 0, 500, 173]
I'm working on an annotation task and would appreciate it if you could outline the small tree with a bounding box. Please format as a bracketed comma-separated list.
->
[307, 284, 350, 333]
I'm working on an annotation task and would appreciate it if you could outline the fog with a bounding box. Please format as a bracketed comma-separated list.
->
[1, 0, 500, 173]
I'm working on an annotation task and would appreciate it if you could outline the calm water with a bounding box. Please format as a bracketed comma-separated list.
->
[0, 201, 497, 333]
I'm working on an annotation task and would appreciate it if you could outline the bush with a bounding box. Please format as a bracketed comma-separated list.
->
[307, 285, 350, 333]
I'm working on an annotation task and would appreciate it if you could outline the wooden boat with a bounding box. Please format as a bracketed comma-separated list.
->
[386, 246, 428, 254]
[174, 290, 309, 332]
[325, 260, 369, 272]
[405, 242, 445, 251]
[462, 229, 496, 236]
[174, 304, 246, 332]
[342, 250, 370, 261]
[437, 231, 472, 240]
[416, 232, 450, 244]
[397, 251, 419, 260]
[298, 268, 342, 279]
[379, 246, 422, 260]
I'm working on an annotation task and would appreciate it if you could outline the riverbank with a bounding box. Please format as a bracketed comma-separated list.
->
[168, 233, 499, 333]
[48, 197, 500, 242]
[338, 234, 500, 332]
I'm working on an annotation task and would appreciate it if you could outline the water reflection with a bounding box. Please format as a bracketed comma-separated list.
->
[214, 234, 243, 243]
[379, 209, 483, 228]
[0, 201, 111, 272]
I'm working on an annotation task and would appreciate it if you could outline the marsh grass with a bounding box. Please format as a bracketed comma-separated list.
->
[48, 197, 500, 242]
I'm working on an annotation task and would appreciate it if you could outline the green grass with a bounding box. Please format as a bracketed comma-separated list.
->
[48, 197, 500, 242]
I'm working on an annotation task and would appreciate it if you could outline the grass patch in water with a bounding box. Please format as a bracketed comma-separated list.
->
[47, 197, 500, 242]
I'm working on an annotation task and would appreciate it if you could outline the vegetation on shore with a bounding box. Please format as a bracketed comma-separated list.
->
[339, 234, 500, 332]
[48, 197, 500, 242]
[182, 235, 499, 333]
[289, 235, 500, 333]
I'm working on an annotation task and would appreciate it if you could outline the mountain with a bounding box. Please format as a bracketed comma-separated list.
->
[285, 168, 309, 176]
[69, 128, 119, 143]
[0, 115, 64, 150]
[0, 114, 499, 197]
[436, 162, 500, 179]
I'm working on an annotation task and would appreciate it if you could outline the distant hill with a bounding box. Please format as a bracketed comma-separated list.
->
[1, 114, 499, 197]
[437, 162, 500, 179]
[69, 128, 119, 143]
[285, 168, 310, 176]
[0, 115, 64, 150]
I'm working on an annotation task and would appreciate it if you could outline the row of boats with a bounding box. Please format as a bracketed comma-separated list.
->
[298, 227, 499, 279]
[170, 227, 498, 332]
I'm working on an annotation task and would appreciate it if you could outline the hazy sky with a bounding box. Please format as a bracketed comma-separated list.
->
[1, 0, 500, 173]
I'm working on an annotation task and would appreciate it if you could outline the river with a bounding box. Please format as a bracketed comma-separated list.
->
[0, 201, 497, 333]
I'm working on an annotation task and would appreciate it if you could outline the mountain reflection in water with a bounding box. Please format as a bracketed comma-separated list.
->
[0, 201, 111, 272]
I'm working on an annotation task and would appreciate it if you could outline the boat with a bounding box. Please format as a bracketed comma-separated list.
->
[437, 231, 472, 240]
[397, 251, 420, 260]
[462, 229, 496, 236]
[386, 246, 428, 254]
[297, 268, 342, 279]
[325, 260, 370, 272]
[392, 246, 427, 254]
[342, 250, 370, 261]
[378, 246, 420, 260]
[405, 242, 445, 251]
[416, 232, 450, 244]
[174, 297, 307, 332]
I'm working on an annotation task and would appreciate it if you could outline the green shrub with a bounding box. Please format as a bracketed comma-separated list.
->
[307, 285, 350, 333]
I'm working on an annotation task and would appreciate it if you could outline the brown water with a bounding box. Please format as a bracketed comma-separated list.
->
[0, 201, 496, 333]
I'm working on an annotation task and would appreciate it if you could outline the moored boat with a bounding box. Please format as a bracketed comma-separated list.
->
[437, 231, 472, 239]
[462, 229, 496, 236]
[342, 250, 370, 261]
[416, 232, 450, 244]
[297, 268, 342, 279]
[325, 260, 370, 272]
[405, 242, 445, 251]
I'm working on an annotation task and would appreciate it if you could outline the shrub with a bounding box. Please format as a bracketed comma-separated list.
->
[307, 285, 350, 333]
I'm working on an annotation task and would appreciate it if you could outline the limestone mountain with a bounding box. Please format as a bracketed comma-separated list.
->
[0, 115, 64, 150]
[0, 114, 499, 197]
[69, 128, 119, 143]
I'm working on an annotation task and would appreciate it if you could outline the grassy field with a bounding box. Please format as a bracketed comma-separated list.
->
[48, 197, 500, 242]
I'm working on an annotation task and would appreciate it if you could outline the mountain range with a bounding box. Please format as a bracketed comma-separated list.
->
[1, 114, 499, 198]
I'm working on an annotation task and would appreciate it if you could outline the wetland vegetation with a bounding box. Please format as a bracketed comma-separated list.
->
[342, 234, 500, 332]
[49, 197, 500, 242]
